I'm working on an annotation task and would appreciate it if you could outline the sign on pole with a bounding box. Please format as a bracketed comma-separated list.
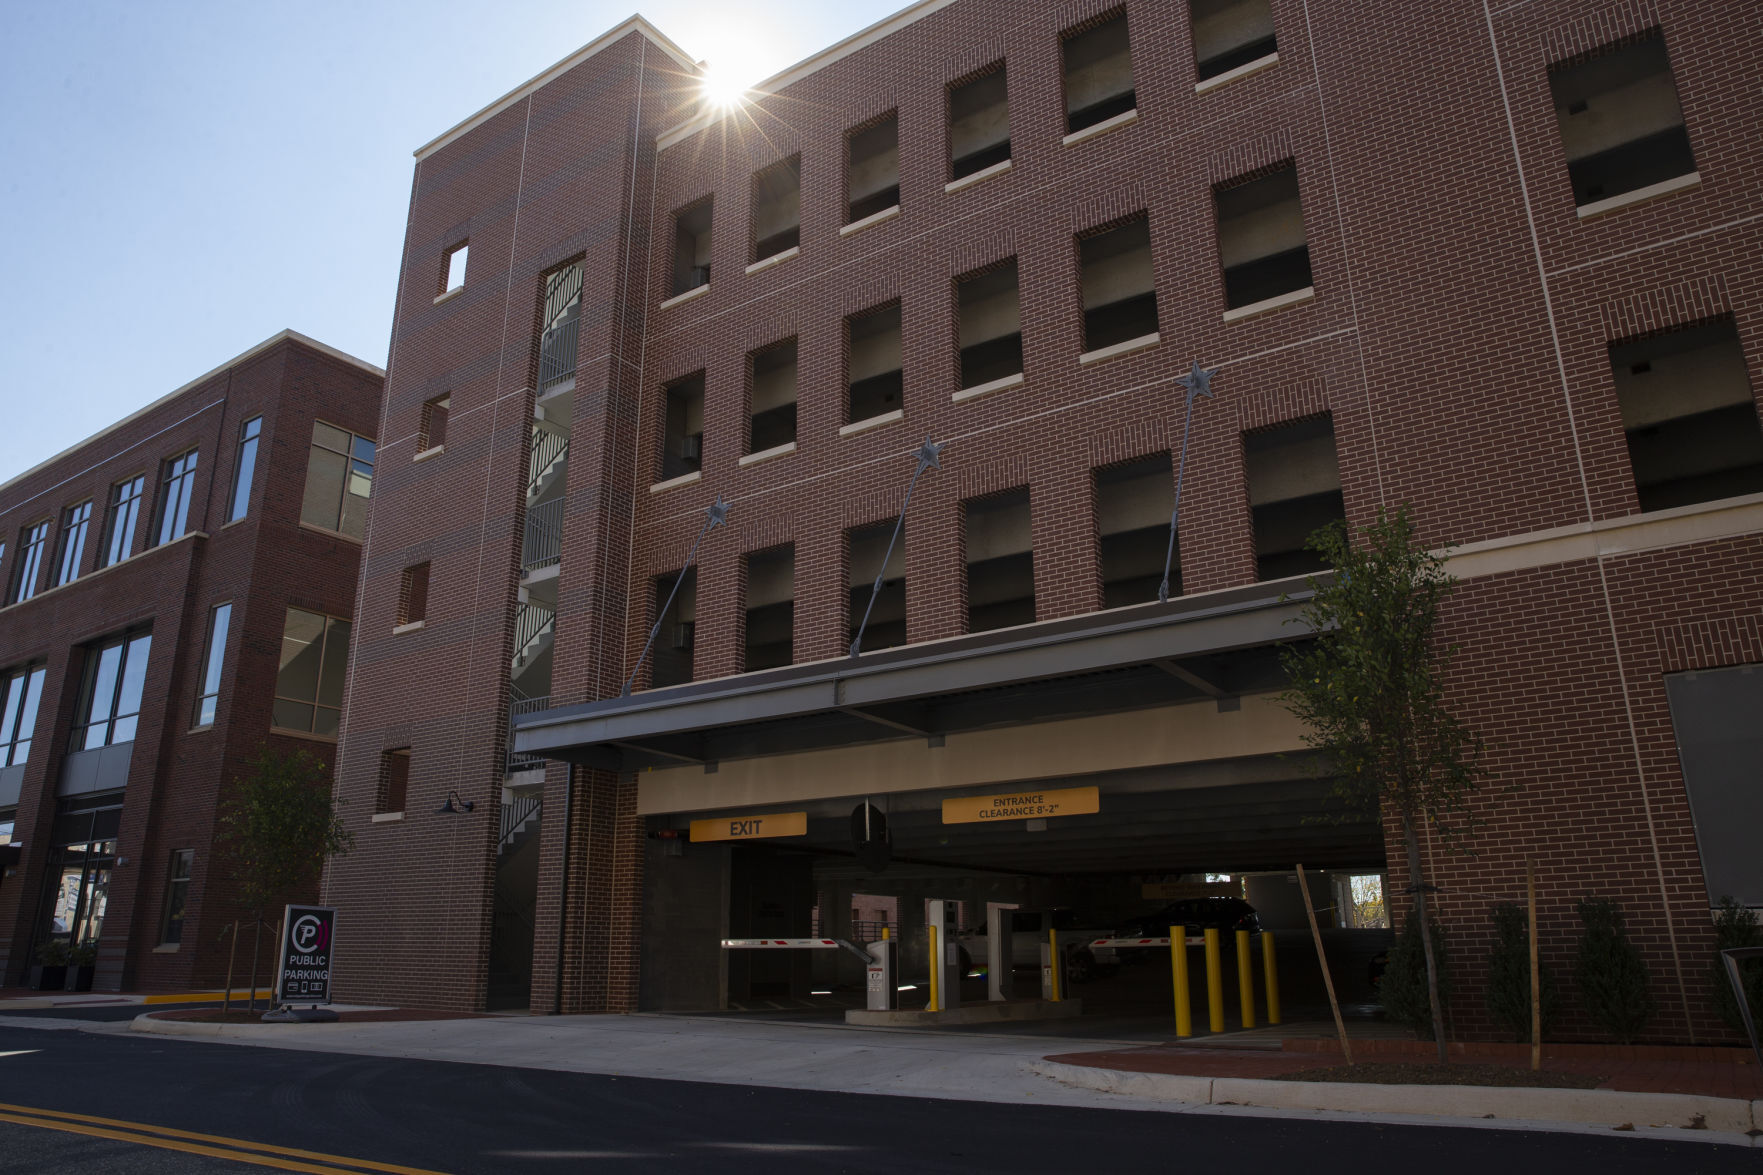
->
[275, 904, 337, 1005]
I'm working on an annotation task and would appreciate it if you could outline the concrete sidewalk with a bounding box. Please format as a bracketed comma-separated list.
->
[20, 1008, 1751, 1148]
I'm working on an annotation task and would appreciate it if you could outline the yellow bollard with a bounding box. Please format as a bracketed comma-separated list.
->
[1262, 932, 1281, 1025]
[1236, 928, 1256, 1029]
[882, 925, 890, 940]
[927, 926, 940, 1012]
[1204, 927, 1224, 1033]
[1170, 926, 1192, 1038]
[1048, 928, 1062, 1002]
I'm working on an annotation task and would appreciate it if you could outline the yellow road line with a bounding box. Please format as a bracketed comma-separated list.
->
[0, 1103, 451, 1175]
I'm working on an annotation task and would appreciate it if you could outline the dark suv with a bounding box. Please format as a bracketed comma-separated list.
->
[1114, 898, 1261, 939]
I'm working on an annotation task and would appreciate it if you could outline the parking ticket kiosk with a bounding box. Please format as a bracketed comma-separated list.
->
[866, 939, 898, 1011]
[928, 900, 961, 1010]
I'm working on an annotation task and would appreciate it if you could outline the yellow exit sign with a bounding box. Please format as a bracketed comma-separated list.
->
[688, 811, 808, 842]
[942, 786, 1099, 825]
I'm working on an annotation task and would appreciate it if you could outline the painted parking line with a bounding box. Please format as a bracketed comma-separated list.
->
[0, 1102, 450, 1175]
[0, 1051, 41, 1058]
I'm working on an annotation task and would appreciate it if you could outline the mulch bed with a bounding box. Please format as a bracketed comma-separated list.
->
[1277, 1061, 1605, 1089]
[150, 1008, 489, 1024]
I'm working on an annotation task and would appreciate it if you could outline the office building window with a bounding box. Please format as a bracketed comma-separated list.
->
[100, 476, 145, 569]
[7, 521, 49, 604]
[744, 546, 795, 671]
[0, 663, 47, 766]
[957, 261, 1023, 389]
[660, 373, 705, 481]
[964, 489, 1035, 633]
[650, 569, 696, 688]
[76, 631, 153, 750]
[194, 603, 232, 728]
[1190, 0, 1277, 82]
[300, 423, 375, 539]
[671, 199, 713, 296]
[1215, 165, 1312, 310]
[1609, 319, 1763, 511]
[51, 500, 93, 588]
[751, 156, 801, 263]
[748, 339, 798, 454]
[1096, 452, 1176, 607]
[847, 112, 900, 223]
[442, 241, 469, 293]
[1244, 415, 1344, 581]
[1062, 12, 1136, 135]
[379, 749, 410, 814]
[848, 521, 906, 652]
[158, 849, 193, 946]
[153, 450, 199, 546]
[949, 64, 1010, 180]
[1549, 31, 1696, 209]
[226, 416, 261, 524]
[847, 303, 903, 424]
[273, 607, 351, 737]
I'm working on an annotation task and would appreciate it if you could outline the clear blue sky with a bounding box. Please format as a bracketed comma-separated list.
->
[0, 0, 900, 484]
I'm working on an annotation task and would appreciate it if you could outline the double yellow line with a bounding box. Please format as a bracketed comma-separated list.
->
[0, 1102, 451, 1175]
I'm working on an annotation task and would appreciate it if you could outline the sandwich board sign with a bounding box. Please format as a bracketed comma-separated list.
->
[276, 904, 337, 1005]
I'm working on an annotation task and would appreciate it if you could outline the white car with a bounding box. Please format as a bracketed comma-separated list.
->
[958, 909, 1119, 984]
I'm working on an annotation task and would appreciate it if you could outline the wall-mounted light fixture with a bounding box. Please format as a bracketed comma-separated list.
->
[436, 790, 475, 815]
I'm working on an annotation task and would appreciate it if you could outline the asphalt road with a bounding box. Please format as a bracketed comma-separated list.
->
[0, 1023, 1749, 1174]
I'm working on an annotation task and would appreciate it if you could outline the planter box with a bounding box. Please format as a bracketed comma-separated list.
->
[66, 965, 94, 992]
[30, 965, 67, 991]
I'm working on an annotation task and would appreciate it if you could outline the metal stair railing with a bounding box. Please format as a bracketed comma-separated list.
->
[507, 691, 551, 771]
[527, 428, 569, 499]
[512, 602, 554, 668]
[522, 498, 565, 572]
[499, 795, 543, 853]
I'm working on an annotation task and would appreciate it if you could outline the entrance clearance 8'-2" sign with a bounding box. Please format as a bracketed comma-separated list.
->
[689, 811, 808, 842]
[276, 904, 337, 1005]
[942, 786, 1100, 824]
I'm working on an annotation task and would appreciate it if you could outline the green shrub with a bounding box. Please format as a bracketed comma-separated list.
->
[34, 939, 69, 966]
[1383, 915, 1450, 1039]
[1485, 902, 1560, 1043]
[1709, 897, 1763, 1036]
[1574, 897, 1654, 1044]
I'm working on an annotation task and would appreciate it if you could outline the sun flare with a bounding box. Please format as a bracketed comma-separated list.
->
[698, 61, 748, 110]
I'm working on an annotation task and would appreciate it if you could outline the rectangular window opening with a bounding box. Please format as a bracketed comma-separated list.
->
[847, 303, 903, 424]
[1215, 166, 1311, 310]
[442, 242, 468, 293]
[379, 749, 410, 815]
[1063, 13, 1136, 134]
[848, 522, 907, 652]
[0, 663, 47, 767]
[401, 563, 431, 627]
[300, 423, 375, 539]
[1080, 217, 1158, 351]
[749, 340, 798, 454]
[957, 261, 1023, 389]
[1245, 415, 1343, 581]
[52, 501, 92, 588]
[421, 397, 450, 451]
[158, 849, 194, 946]
[153, 450, 199, 547]
[650, 568, 697, 689]
[273, 607, 350, 737]
[1664, 665, 1763, 906]
[847, 113, 900, 224]
[100, 476, 145, 569]
[76, 630, 152, 750]
[949, 66, 1010, 180]
[751, 157, 801, 263]
[965, 489, 1035, 633]
[194, 602, 232, 728]
[1549, 32, 1696, 208]
[1190, 0, 1277, 81]
[538, 263, 584, 393]
[226, 416, 261, 524]
[1096, 452, 1175, 607]
[8, 521, 49, 604]
[660, 373, 705, 481]
[672, 200, 713, 296]
[744, 546, 795, 672]
[1609, 319, 1763, 512]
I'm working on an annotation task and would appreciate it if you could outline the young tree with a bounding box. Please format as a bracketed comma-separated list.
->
[1279, 504, 1489, 1062]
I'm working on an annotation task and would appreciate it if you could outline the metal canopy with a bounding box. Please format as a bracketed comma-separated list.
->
[513, 577, 1322, 773]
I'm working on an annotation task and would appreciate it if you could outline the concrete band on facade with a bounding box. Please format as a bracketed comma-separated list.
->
[324, 0, 1763, 1049]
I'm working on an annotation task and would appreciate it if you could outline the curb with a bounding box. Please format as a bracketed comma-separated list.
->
[128, 1013, 342, 1039]
[1029, 1060, 1762, 1137]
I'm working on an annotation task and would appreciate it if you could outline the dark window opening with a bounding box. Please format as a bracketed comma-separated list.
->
[847, 114, 900, 224]
[1664, 665, 1763, 906]
[1191, 0, 1277, 81]
[1245, 415, 1343, 581]
[538, 263, 583, 393]
[1216, 166, 1311, 309]
[1549, 32, 1696, 208]
[950, 66, 1010, 180]
[1080, 217, 1158, 351]
[379, 749, 410, 814]
[749, 340, 798, 453]
[744, 546, 795, 672]
[158, 848, 193, 946]
[660, 373, 705, 481]
[848, 522, 906, 652]
[650, 568, 696, 688]
[958, 261, 1023, 389]
[401, 562, 430, 626]
[422, 396, 450, 450]
[52, 501, 91, 588]
[965, 489, 1035, 633]
[1063, 13, 1136, 134]
[752, 156, 801, 262]
[848, 304, 903, 423]
[672, 200, 713, 296]
[442, 242, 468, 293]
[1609, 319, 1763, 512]
[7, 522, 47, 604]
[1096, 452, 1175, 607]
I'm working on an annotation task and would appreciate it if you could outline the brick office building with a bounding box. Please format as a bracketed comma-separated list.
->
[327, 1, 1761, 1041]
[0, 331, 382, 992]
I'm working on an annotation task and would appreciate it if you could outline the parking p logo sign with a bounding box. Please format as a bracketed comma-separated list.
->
[276, 904, 337, 1005]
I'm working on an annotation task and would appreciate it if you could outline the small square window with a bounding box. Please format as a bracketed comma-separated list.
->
[672, 200, 713, 296]
[964, 489, 1035, 633]
[847, 304, 903, 423]
[744, 546, 795, 672]
[1095, 453, 1175, 606]
[443, 242, 468, 293]
[1190, 0, 1277, 82]
[949, 66, 1010, 181]
[847, 521, 906, 653]
[751, 157, 801, 263]
[650, 569, 697, 688]
[748, 340, 798, 454]
[1244, 415, 1343, 581]
[660, 373, 705, 481]
[1549, 32, 1696, 209]
[400, 563, 430, 627]
[1214, 166, 1311, 310]
[956, 261, 1022, 389]
[421, 396, 450, 451]
[1078, 217, 1157, 352]
[1062, 12, 1136, 134]
[379, 749, 410, 814]
[847, 114, 900, 224]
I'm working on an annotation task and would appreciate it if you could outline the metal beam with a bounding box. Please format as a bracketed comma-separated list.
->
[1154, 658, 1226, 697]
[836, 705, 933, 737]
[610, 739, 703, 766]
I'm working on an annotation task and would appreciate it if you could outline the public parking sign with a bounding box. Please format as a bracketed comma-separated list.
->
[275, 904, 337, 1005]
